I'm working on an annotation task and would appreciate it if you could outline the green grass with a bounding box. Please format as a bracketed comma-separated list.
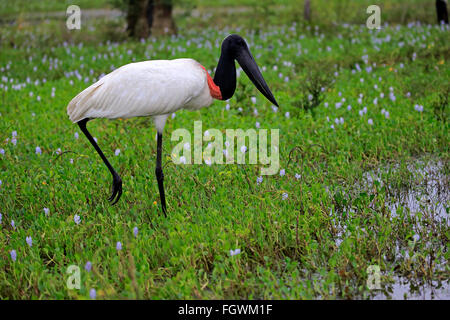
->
[0, 5, 449, 299]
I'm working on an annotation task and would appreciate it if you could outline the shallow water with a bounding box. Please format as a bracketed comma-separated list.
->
[373, 277, 450, 300]
[362, 160, 449, 224]
[364, 160, 449, 300]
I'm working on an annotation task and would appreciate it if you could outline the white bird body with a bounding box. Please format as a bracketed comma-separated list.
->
[67, 58, 215, 131]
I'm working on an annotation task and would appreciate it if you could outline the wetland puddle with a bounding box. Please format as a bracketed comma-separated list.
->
[364, 159, 449, 299]
[331, 159, 449, 299]
[362, 159, 449, 224]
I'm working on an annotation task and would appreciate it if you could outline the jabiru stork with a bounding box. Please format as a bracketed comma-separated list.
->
[67, 34, 278, 215]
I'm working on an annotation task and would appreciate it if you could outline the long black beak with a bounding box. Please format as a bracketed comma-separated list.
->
[236, 46, 279, 107]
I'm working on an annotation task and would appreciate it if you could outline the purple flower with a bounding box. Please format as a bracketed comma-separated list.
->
[35, 146, 42, 155]
[256, 176, 263, 185]
[115, 149, 120, 156]
[89, 288, 96, 299]
[85, 261, 92, 272]
[74, 214, 81, 225]
[11, 219, 15, 229]
[230, 249, 241, 256]
[282, 193, 288, 200]
[414, 104, 424, 112]
[133, 227, 138, 238]
[43, 207, 49, 216]
[116, 241, 122, 251]
[10, 250, 17, 262]
[279, 169, 285, 176]
[26, 236, 32, 247]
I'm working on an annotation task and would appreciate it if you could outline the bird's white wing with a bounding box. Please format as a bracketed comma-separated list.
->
[67, 59, 208, 123]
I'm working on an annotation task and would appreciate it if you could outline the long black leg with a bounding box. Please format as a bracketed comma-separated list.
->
[155, 132, 167, 215]
[77, 118, 122, 205]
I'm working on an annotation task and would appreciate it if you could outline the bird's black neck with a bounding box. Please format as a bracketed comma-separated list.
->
[213, 49, 236, 101]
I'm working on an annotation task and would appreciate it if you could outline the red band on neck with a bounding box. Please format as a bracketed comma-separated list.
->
[199, 65, 222, 100]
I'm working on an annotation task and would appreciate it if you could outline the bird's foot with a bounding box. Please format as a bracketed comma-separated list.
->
[109, 173, 122, 205]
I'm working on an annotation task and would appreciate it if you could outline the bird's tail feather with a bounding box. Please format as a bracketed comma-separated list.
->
[67, 83, 104, 123]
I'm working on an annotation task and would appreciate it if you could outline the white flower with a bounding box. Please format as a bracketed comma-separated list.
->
[251, 96, 256, 104]
[115, 149, 120, 156]
[285, 112, 290, 118]
[240, 145, 247, 153]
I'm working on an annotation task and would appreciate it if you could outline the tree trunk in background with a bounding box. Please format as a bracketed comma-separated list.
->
[126, 0, 150, 38]
[304, 0, 311, 21]
[125, 0, 176, 38]
[436, 0, 449, 24]
[151, 0, 177, 36]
